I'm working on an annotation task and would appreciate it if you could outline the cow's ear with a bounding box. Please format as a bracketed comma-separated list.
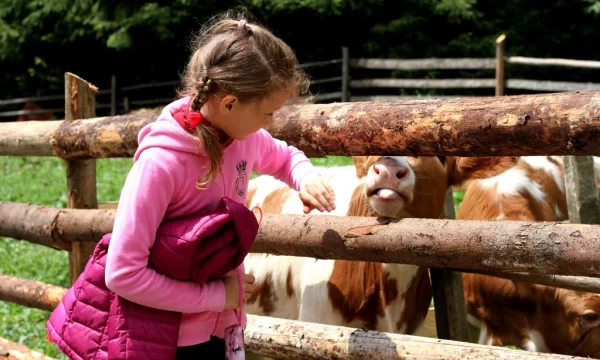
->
[352, 156, 370, 178]
[447, 156, 519, 186]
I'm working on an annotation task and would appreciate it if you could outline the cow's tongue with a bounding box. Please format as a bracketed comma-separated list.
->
[375, 189, 401, 200]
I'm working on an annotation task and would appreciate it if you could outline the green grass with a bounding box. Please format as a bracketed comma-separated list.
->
[0, 156, 134, 359]
[0, 154, 465, 358]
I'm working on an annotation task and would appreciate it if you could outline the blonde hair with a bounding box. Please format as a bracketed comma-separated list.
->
[179, 9, 310, 189]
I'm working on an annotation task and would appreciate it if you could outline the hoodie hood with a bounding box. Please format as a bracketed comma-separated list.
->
[134, 97, 203, 162]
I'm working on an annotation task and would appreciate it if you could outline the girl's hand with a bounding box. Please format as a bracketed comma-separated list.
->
[222, 272, 256, 310]
[299, 176, 336, 214]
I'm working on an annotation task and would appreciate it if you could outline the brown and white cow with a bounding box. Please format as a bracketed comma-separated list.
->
[15, 102, 55, 121]
[243, 155, 517, 335]
[458, 156, 600, 357]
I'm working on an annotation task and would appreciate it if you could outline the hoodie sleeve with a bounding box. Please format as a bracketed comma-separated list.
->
[251, 129, 321, 191]
[105, 148, 226, 314]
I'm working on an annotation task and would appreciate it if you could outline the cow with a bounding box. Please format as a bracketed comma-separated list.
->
[458, 155, 600, 358]
[15, 102, 55, 121]
[243, 155, 517, 336]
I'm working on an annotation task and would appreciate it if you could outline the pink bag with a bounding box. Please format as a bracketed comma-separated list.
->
[225, 272, 246, 360]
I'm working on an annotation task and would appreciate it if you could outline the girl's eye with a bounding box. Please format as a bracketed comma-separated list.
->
[265, 113, 273, 116]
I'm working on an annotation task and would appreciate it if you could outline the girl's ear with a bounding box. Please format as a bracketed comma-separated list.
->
[219, 95, 238, 114]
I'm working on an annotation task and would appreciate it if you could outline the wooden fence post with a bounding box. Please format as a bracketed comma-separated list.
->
[123, 96, 130, 113]
[429, 188, 471, 342]
[111, 75, 117, 116]
[564, 156, 600, 224]
[64, 73, 99, 285]
[495, 34, 506, 96]
[443, 188, 455, 220]
[341, 46, 350, 102]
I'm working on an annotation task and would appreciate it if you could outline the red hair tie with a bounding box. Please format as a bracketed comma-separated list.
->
[186, 107, 232, 146]
[188, 111, 204, 128]
[186, 111, 214, 134]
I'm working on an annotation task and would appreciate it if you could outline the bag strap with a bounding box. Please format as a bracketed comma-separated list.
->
[234, 271, 244, 325]
[251, 206, 263, 226]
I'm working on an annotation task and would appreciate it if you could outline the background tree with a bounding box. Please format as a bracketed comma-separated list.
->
[0, 0, 599, 101]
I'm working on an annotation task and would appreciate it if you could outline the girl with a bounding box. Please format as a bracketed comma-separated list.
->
[104, 10, 335, 360]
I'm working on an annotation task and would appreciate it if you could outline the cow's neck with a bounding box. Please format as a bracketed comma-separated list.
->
[343, 184, 433, 333]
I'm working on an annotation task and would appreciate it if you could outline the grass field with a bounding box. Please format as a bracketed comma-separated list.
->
[0, 155, 465, 358]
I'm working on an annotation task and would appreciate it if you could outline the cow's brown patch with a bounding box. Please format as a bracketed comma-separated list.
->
[327, 260, 389, 330]
[457, 156, 568, 222]
[286, 267, 295, 298]
[396, 266, 432, 334]
[462, 273, 538, 349]
[383, 272, 399, 306]
[245, 185, 258, 208]
[246, 271, 278, 315]
[260, 187, 293, 214]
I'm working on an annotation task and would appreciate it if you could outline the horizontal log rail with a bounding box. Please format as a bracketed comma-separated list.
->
[0, 337, 57, 360]
[457, 269, 600, 294]
[505, 56, 600, 69]
[3, 201, 600, 277]
[0, 273, 590, 360]
[0, 275, 66, 312]
[1, 91, 600, 158]
[2, 268, 598, 322]
[350, 57, 496, 70]
[244, 315, 588, 359]
[0, 202, 116, 251]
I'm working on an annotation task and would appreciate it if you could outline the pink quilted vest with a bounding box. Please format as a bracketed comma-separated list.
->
[46, 197, 259, 360]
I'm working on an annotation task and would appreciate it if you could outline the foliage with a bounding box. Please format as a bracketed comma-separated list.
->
[1, 0, 600, 101]
[584, 0, 600, 14]
[0, 0, 234, 97]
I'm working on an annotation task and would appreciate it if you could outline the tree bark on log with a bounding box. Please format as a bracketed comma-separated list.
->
[0, 337, 57, 360]
[3, 201, 600, 277]
[0, 275, 66, 312]
[244, 315, 587, 360]
[1, 90, 600, 158]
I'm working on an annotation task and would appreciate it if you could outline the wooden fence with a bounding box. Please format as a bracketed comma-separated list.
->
[3, 34, 600, 120]
[1, 65, 600, 358]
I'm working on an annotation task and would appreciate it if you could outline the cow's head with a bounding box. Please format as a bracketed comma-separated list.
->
[533, 286, 600, 357]
[350, 156, 518, 218]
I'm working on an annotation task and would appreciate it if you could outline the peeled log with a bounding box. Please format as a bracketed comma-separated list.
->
[0, 202, 69, 250]
[50, 113, 154, 159]
[0, 275, 66, 312]
[459, 269, 600, 294]
[1, 91, 600, 158]
[0, 121, 58, 157]
[252, 216, 600, 277]
[270, 90, 600, 157]
[0, 202, 115, 251]
[0, 337, 57, 360]
[0, 277, 585, 360]
[244, 315, 587, 359]
[3, 201, 600, 277]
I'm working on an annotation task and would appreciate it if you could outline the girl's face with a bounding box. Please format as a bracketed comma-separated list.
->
[213, 87, 292, 141]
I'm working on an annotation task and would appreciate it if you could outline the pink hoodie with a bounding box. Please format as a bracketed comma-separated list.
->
[104, 96, 320, 346]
